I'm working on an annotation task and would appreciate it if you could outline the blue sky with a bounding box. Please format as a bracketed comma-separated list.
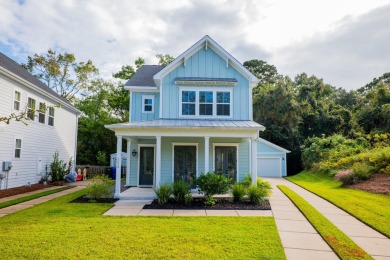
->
[1, 0, 390, 90]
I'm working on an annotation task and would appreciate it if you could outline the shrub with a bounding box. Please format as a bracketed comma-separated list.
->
[240, 173, 252, 187]
[195, 172, 232, 204]
[204, 196, 216, 206]
[96, 151, 108, 166]
[231, 183, 246, 203]
[352, 162, 372, 181]
[335, 169, 356, 185]
[256, 177, 272, 196]
[248, 185, 268, 205]
[172, 180, 191, 205]
[50, 151, 72, 181]
[154, 183, 172, 205]
[86, 175, 114, 201]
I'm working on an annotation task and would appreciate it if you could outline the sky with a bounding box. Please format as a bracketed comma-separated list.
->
[1, 0, 389, 90]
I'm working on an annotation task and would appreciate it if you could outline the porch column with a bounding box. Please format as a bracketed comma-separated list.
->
[115, 135, 122, 198]
[126, 138, 131, 186]
[204, 136, 210, 173]
[155, 135, 162, 188]
[251, 137, 257, 185]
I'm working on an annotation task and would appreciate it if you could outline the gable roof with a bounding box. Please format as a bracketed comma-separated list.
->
[0, 52, 79, 114]
[153, 35, 259, 88]
[257, 138, 291, 153]
[125, 65, 164, 87]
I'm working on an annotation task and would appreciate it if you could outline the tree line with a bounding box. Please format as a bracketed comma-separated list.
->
[20, 50, 390, 173]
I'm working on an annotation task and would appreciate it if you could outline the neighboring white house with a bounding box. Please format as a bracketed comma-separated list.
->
[110, 152, 127, 167]
[0, 52, 80, 189]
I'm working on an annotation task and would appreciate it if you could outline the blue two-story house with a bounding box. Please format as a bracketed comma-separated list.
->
[106, 35, 289, 197]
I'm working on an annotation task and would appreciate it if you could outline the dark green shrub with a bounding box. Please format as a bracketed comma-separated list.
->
[204, 196, 216, 206]
[154, 183, 172, 204]
[173, 180, 191, 204]
[232, 183, 246, 203]
[256, 178, 272, 196]
[248, 185, 268, 205]
[86, 175, 114, 201]
[240, 173, 252, 187]
[195, 172, 232, 205]
[50, 151, 72, 181]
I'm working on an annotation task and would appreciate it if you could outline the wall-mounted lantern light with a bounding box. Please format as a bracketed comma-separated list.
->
[132, 149, 137, 157]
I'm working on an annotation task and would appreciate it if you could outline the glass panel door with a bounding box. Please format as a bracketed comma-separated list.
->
[174, 146, 196, 184]
[215, 146, 237, 181]
[139, 147, 154, 186]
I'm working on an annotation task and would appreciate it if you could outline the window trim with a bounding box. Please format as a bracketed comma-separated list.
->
[38, 102, 46, 124]
[27, 96, 37, 121]
[14, 138, 22, 159]
[142, 95, 154, 114]
[179, 87, 232, 118]
[48, 106, 55, 126]
[13, 89, 21, 111]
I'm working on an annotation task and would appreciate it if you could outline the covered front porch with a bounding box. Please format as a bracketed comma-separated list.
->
[105, 119, 264, 198]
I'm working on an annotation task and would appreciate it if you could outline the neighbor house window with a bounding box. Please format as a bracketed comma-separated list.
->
[179, 89, 232, 117]
[142, 96, 154, 113]
[181, 91, 196, 115]
[15, 139, 22, 158]
[27, 97, 36, 120]
[14, 91, 21, 110]
[38, 102, 46, 124]
[48, 107, 54, 126]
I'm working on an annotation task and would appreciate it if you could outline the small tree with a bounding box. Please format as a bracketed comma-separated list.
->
[96, 151, 108, 166]
[50, 151, 72, 181]
[195, 172, 232, 205]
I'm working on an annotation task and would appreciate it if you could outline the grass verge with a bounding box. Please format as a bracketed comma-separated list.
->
[278, 185, 373, 260]
[0, 189, 285, 259]
[286, 171, 390, 238]
[0, 187, 71, 209]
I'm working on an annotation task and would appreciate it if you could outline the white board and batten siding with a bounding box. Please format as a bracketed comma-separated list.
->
[0, 70, 79, 189]
[256, 138, 290, 178]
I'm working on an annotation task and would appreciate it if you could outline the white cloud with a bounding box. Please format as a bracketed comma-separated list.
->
[0, 0, 389, 89]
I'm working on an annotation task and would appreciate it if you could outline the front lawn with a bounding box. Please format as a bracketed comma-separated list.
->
[0, 190, 285, 259]
[287, 171, 390, 238]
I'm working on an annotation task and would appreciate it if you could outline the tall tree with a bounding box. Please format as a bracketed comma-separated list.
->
[243, 59, 278, 86]
[22, 49, 98, 102]
[156, 53, 174, 66]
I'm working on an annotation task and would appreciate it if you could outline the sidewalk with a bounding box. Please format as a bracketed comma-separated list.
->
[0, 186, 85, 217]
[266, 178, 390, 260]
[0, 186, 63, 203]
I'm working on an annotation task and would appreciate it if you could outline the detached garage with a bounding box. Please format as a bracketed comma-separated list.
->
[256, 138, 290, 177]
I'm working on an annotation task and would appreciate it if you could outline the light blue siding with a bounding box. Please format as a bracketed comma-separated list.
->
[130, 92, 160, 122]
[161, 47, 250, 120]
[257, 141, 288, 177]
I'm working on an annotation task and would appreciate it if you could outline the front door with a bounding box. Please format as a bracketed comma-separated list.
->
[215, 146, 237, 181]
[139, 146, 154, 186]
[174, 146, 196, 184]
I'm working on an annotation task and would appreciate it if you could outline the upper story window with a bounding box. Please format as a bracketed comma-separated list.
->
[38, 102, 46, 124]
[142, 96, 154, 113]
[179, 88, 232, 117]
[15, 138, 22, 158]
[14, 91, 21, 111]
[27, 97, 36, 121]
[48, 107, 54, 126]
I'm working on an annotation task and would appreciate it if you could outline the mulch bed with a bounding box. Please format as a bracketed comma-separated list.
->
[71, 196, 119, 203]
[345, 173, 390, 195]
[143, 198, 271, 210]
[0, 183, 55, 199]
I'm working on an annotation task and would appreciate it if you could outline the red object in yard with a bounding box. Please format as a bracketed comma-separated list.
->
[76, 174, 83, 181]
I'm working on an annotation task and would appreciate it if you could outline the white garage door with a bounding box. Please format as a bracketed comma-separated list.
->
[257, 158, 281, 177]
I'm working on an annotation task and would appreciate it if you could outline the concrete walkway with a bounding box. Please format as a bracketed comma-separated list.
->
[0, 186, 85, 217]
[0, 185, 64, 203]
[265, 178, 390, 260]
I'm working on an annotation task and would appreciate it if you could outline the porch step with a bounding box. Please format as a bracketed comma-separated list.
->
[119, 187, 156, 200]
[119, 195, 156, 200]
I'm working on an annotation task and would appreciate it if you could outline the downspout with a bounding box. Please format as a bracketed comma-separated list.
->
[73, 114, 79, 171]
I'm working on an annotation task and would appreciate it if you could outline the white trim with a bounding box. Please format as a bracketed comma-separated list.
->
[12, 87, 22, 112]
[124, 86, 159, 92]
[257, 138, 291, 153]
[73, 114, 78, 171]
[212, 143, 239, 183]
[178, 87, 233, 118]
[257, 157, 282, 178]
[251, 138, 257, 184]
[159, 82, 163, 118]
[249, 86, 253, 121]
[137, 144, 156, 187]
[114, 135, 123, 198]
[129, 91, 132, 122]
[126, 138, 131, 186]
[13, 137, 22, 159]
[142, 95, 154, 114]
[26, 95, 37, 123]
[171, 143, 199, 184]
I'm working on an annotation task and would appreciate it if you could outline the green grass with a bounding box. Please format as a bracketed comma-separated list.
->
[278, 185, 372, 260]
[0, 189, 286, 259]
[286, 171, 390, 238]
[0, 187, 70, 209]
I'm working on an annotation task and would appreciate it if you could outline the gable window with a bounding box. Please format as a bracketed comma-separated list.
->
[15, 139, 22, 158]
[179, 89, 232, 117]
[142, 96, 154, 113]
[27, 97, 36, 120]
[38, 102, 46, 124]
[48, 107, 54, 126]
[181, 91, 196, 115]
[14, 91, 21, 110]
[216, 92, 230, 116]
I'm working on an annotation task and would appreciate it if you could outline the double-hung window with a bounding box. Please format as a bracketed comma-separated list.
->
[142, 96, 154, 113]
[14, 91, 21, 110]
[15, 139, 22, 158]
[39, 102, 46, 124]
[48, 107, 54, 126]
[27, 97, 36, 120]
[180, 89, 231, 117]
